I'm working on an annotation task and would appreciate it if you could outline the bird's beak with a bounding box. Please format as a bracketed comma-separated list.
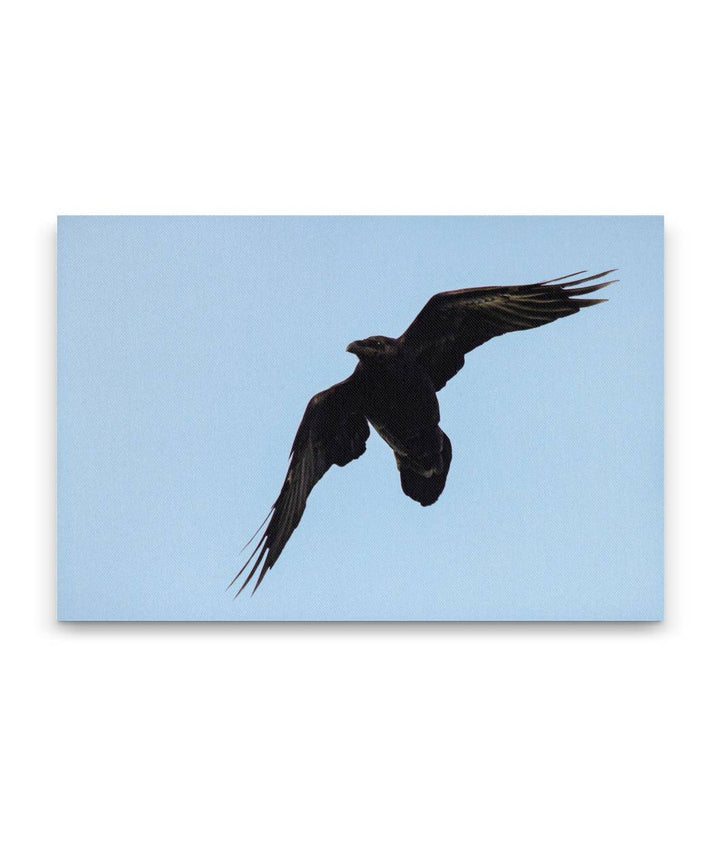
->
[346, 341, 362, 356]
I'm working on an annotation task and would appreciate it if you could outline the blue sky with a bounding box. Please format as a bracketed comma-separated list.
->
[57, 216, 663, 620]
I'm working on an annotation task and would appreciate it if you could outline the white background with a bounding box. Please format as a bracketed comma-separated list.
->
[2, 1, 717, 853]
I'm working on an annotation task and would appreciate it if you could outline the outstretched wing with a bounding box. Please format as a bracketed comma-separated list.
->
[230, 374, 369, 594]
[399, 270, 617, 391]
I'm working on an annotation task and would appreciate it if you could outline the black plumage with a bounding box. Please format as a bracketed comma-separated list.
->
[230, 269, 616, 594]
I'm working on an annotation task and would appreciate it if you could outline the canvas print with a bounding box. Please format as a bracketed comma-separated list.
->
[57, 216, 664, 621]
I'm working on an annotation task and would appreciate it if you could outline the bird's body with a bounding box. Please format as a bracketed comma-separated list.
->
[231, 269, 617, 594]
[353, 350, 442, 471]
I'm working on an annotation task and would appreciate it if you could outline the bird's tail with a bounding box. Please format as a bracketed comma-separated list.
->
[396, 430, 453, 507]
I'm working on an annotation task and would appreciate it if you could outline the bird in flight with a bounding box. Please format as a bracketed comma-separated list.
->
[230, 269, 617, 594]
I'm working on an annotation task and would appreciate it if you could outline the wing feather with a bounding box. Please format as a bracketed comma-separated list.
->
[230, 374, 370, 594]
[399, 270, 617, 390]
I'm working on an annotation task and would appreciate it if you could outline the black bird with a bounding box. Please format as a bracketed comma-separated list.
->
[231, 269, 616, 594]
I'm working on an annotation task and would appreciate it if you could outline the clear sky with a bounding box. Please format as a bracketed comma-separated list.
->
[57, 216, 663, 620]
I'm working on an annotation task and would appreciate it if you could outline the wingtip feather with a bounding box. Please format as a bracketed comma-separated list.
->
[572, 297, 609, 307]
[540, 270, 588, 284]
[550, 269, 617, 289]
[564, 278, 618, 297]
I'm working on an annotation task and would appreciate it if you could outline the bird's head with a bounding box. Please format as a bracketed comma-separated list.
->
[346, 336, 398, 364]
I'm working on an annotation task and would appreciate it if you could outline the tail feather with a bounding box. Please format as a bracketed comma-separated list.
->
[396, 431, 453, 506]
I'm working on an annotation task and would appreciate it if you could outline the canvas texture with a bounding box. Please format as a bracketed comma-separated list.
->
[57, 216, 664, 621]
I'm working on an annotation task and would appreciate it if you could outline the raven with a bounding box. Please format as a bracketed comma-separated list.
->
[231, 269, 616, 594]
